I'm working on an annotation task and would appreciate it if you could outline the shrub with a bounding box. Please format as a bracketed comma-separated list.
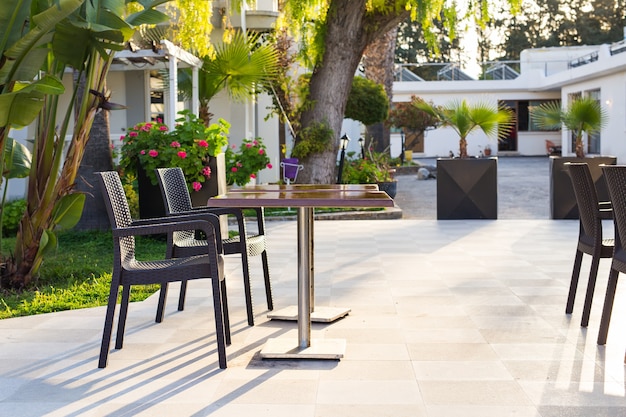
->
[2, 199, 26, 237]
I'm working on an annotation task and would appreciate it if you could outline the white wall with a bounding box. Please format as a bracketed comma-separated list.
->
[560, 72, 626, 162]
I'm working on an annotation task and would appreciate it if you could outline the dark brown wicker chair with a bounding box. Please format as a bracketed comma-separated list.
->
[155, 167, 273, 326]
[97, 171, 229, 369]
[566, 163, 614, 327]
[597, 166, 626, 353]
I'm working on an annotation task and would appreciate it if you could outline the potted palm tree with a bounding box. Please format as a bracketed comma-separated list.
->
[415, 99, 514, 219]
[531, 96, 614, 219]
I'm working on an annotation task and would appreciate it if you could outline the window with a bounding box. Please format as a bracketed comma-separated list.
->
[515, 100, 558, 132]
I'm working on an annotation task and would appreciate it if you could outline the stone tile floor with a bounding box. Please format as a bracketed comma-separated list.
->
[1, 219, 625, 416]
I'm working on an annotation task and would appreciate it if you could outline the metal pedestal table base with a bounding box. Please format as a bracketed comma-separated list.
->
[268, 306, 351, 323]
[260, 337, 346, 359]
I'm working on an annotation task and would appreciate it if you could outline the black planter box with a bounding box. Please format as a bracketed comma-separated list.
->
[550, 155, 617, 219]
[437, 157, 498, 220]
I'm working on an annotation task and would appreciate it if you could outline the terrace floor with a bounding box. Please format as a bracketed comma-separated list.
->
[1, 218, 625, 416]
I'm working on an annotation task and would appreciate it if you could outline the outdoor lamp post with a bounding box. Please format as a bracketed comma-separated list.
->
[337, 134, 350, 184]
[400, 130, 405, 164]
[358, 137, 365, 159]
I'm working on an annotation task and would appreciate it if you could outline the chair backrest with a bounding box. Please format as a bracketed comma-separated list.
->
[97, 171, 136, 262]
[156, 167, 194, 215]
[602, 165, 626, 249]
[568, 163, 603, 246]
[155, 167, 196, 242]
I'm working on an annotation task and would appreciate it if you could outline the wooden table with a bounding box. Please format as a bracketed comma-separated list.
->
[209, 186, 394, 360]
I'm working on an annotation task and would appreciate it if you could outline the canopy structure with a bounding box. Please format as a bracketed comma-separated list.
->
[112, 39, 202, 126]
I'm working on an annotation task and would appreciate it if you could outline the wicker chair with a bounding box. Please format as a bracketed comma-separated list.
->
[597, 166, 626, 353]
[155, 167, 273, 326]
[97, 171, 229, 369]
[566, 163, 614, 327]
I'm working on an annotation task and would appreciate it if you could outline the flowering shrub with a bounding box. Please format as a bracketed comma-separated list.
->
[225, 138, 273, 186]
[119, 110, 230, 192]
[341, 147, 395, 184]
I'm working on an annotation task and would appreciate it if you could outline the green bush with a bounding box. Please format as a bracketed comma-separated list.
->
[291, 121, 334, 159]
[1, 199, 26, 237]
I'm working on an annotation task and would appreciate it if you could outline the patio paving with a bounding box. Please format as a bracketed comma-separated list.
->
[1, 217, 625, 416]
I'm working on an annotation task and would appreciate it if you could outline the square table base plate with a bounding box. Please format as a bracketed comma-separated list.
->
[267, 306, 351, 323]
[260, 338, 346, 360]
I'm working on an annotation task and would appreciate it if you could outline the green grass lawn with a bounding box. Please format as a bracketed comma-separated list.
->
[0, 207, 380, 320]
[0, 230, 166, 319]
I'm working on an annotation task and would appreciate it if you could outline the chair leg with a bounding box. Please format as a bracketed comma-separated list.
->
[581, 255, 601, 327]
[155, 283, 168, 323]
[240, 248, 255, 326]
[99, 279, 121, 368]
[566, 250, 584, 314]
[115, 285, 132, 349]
[221, 279, 231, 345]
[178, 280, 188, 311]
[597, 268, 620, 345]
[211, 277, 228, 369]
[261, 250, 273, 311]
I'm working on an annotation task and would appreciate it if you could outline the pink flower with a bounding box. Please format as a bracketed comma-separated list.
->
[148, 149, 158, 157]
[231, 144, 237, 149]
[192, 182, 202, 191]
[159, 126, 168, 131]
[170, 141, 181, 148]
[145, 123, 152, 129]
[177, 151, 187, 159]
[231, 167, 238, 172]
[120, 135, 125, 141]
[246, 143, 252, 148]
[129, 131, 138, 137]
[236, 162, 242, 167]
[258, 149, 265, 155]
[250, 173, 256, 179]
[202, 166, 211, 178]
[266, 163, 273, 169]
[253, 140, 258, 146]
[140, 150, 146, 155]
[198, 140, 208, 147]
[156, 118, 163, 123]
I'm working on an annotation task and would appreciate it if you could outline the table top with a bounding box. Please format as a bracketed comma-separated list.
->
[228, 184, 379, 192]
[209, 189, 395, 208]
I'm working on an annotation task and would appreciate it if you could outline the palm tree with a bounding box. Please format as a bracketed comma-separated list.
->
[178, 31, 279, 126]
[531, 96, 608, 158]
[415, 99, 515, 159]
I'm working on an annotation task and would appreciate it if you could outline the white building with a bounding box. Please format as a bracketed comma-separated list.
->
[392, 41, 626, 161]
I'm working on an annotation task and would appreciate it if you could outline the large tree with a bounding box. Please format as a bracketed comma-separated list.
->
[281, 0, 519, 183]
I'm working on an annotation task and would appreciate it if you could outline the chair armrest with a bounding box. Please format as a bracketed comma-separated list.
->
[115, 219, 217, 240]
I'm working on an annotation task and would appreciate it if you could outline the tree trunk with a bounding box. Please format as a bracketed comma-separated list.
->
[364, 26, 398, 153]
[74, 109, 114, 230]
[297, 0, 409, 183]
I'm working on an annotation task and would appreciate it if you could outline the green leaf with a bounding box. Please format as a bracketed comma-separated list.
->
[4, 137, 32, 179]
[0, 76, 64, 127]
[126, 9, 170, 26]
[51, 193, 86, 230]
[36, 229, 59, 260]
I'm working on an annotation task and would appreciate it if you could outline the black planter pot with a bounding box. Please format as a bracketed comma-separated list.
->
[550, 155, 617, 219]
[137, 164, 165, 219]
[377, 181, 397, 199]
[138, 153, 227, 218]
[437, 157, 498, 220]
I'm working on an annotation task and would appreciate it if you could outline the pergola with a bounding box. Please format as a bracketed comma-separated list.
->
[111, 39, 202, 127]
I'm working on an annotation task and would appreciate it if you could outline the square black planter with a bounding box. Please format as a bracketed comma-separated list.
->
[550, 155, 617, 219]
[437, 157, 498, 220]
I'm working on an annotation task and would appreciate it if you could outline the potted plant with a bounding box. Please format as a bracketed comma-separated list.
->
[119, 110, 230, 217]
[531, 96, 614, 219]
[225, 137, 273, 187]
[386, 96, 439, 158]
[341, 147, 397, 198]
[414, 98, 515, 219]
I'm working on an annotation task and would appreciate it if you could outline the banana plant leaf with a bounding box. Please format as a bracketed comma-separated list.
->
[3, 137, 32, 179]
